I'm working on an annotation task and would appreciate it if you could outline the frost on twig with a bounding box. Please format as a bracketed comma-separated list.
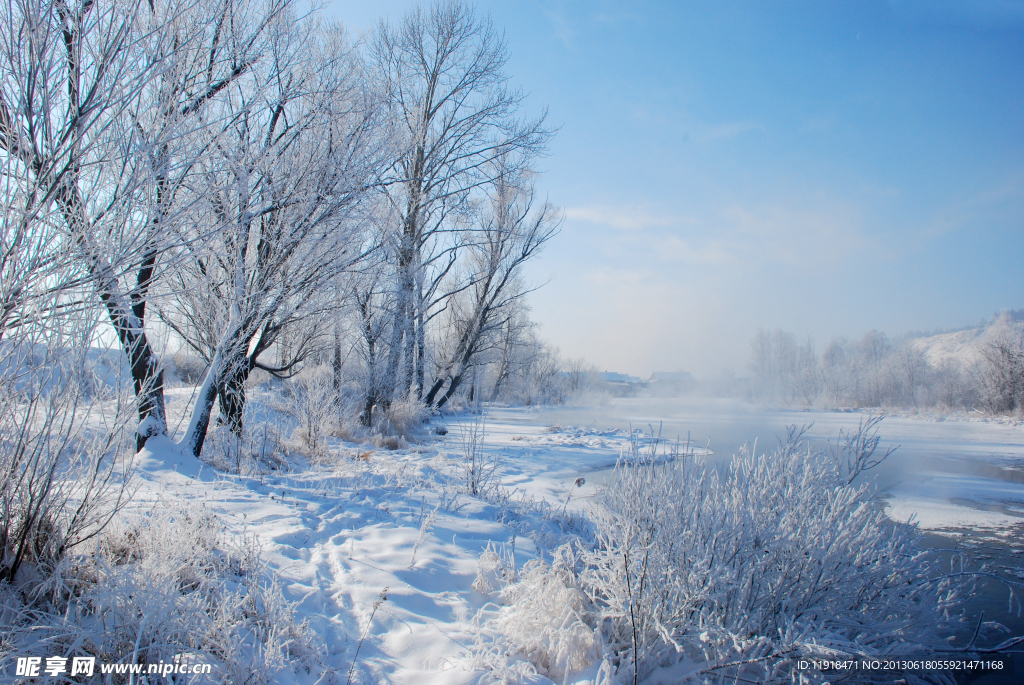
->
[829, 414, 898, 485]
[460, 414, 500, 496]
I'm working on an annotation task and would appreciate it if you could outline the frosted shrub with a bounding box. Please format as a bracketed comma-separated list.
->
[371, 433, 409, 451]
[201, 421, 288, 474]
[472, 541, 517, 595]
[378, 396, 429, 438]
[584, 427, 962, 682]
[0, 341, 132, 584]
[286, 364, 338, 456]
[2, 503, 323, 683]
[475, 425, 967, 684]
[460, 415, 499, 496]
[469, 545, 611, 685]
[496, 556, 601, 683]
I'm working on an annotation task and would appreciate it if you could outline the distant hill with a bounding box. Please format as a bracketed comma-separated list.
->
[910, 312, 1024, 367]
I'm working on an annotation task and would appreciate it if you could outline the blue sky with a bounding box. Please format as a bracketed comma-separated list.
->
[324, 0, 1024, 377]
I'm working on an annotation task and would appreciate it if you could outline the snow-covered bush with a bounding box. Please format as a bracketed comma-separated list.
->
[371, 433, 409, 451]
[285, 364, 338, 456]
[472, 541, 518, 595]
[469, 545, 610, 685]
[200, 421, 289, 474]
[0, 339, 132, 585]
[378, 396, 429, 439]
[580, 429, 960, 682]
[1, 502, 323, 684]
[473, 424, 968, 684]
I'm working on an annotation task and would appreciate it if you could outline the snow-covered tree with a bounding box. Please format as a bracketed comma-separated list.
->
[0, 0, 177, 447]
[0, 0, 293, 449]
[422, 166, 558, 409]
[976, 327, 1024, 414]
[166, 18, 391, 456]
[348, 261, 394, 426]
[370, 0, 551, 405]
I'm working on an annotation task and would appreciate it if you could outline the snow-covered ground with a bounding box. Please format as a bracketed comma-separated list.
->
[131, 395, 640, 683]
[127, 393, 1024, 683]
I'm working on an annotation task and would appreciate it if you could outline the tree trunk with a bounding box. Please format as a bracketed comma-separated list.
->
[490, 320, 514, 401]
[127, 331, 167, 451]
[402, 301, 415, 399]
[333, 329, 342, 394]
[384, 257, 414, 406]
[178, 325, 244, 457]
[423, 376, 446, 407]
[361, 303, 378, 427]
[57, 189, 168, 450]
[362, 393, 375, 427]
[382, 311, 405, 410]
[425, 305, 486, 409]
[415, 296, 426, 399]
[181, 362, 220, 458]
[490, 358, 510, 402]
[217, 362, 250, 438]
[435, 374, 462, 410]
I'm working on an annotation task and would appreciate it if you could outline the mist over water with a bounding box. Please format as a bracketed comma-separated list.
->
[492, 396, 1021, 536]
[510, 396, 862, 457]
[498, 395, 1019, 469]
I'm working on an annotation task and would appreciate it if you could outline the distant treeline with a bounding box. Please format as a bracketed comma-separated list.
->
[748, 314, 1024, 413]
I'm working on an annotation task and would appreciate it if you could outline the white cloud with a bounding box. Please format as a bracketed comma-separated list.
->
[915, 170, 1024, 244]
[694, 121, 765, 143]
[563, 205, 692, 230]
[542, 5, 576, 48]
